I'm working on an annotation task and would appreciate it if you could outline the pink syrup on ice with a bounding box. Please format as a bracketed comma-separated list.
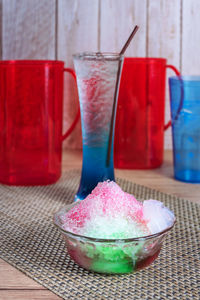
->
[59, 181, 175, 239]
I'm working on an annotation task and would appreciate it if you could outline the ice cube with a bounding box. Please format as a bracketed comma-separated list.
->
[143, 200, 175, 234]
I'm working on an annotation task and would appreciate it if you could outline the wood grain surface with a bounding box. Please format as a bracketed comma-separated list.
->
[100, 0, 147, 56]
[148, 1, 181, 149]
[0, 149, 199, 299]
[58, 0, 99, 150]
[182, 0, 200, 74]
[2, 0, 56, 60]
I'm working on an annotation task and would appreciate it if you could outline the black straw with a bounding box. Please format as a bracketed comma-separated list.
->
[120, 25, 139, 55]
[106, 59, 123, 166]
[106, 25, 139, 167]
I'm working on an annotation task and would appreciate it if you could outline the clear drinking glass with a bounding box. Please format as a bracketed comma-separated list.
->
[73, 52, 124, 200]
[169, 76, 200, 182]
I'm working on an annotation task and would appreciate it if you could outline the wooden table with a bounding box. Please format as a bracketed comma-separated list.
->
[0, 150, 199, 300]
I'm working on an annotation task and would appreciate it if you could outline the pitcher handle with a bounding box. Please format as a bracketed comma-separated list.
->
[164, 65, 181, 130]
[62, 68, 80, 141]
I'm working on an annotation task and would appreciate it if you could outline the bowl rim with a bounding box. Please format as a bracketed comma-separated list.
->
[53, 201, 176, 243]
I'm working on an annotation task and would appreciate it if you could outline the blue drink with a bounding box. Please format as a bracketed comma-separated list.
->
[73, 53, 123, 200]
[169, 76, 200, 182]
[76, 144, 115, 200]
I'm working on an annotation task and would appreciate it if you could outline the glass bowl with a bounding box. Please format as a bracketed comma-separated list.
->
[53, 201, 175, 274]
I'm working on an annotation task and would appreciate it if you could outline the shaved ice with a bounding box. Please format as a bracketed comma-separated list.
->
[143, 200, 175, 234]
[59, 181, 175, 239]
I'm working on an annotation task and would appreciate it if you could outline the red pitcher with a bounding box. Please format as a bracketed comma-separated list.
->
[114, 57, 180, 169]
[0, 60, 79, 185]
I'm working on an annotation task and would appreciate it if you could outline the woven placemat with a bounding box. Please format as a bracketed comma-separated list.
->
[0, 170, 199, 300]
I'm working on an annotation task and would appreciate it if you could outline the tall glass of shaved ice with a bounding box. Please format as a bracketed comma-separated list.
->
[73, 53, 124, 201]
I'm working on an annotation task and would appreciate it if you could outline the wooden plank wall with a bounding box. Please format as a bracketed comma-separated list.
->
[1, 0, 200, 149]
